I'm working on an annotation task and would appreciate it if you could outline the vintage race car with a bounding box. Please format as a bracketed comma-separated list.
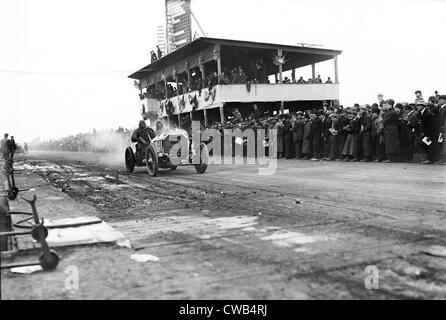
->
[125, 129, 209, 176]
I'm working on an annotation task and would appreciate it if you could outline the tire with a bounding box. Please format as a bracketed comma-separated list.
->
[195, 142, 209, 174]
[145, 145, 159, 176]
[125, 147, 135, 173]
[170, 166, 177, 171]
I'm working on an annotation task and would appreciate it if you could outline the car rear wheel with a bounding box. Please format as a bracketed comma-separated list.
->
[125, 147, 135, 173]
[145, 145, 159, 176]
[195, 142, 209, 174]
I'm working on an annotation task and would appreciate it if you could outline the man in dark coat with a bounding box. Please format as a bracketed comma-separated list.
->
[417, 102, 437, 164]
[322, 109, 333, 160]
[1, 133, 11, 160]
[311, 112, 323, 160]
[336, 110, 349, 160]
[382, 100, 401, 162]
[358, 106, 372, 161]
[342, 110, 360, 161]
[399, 104, 416, 163]
[150, 51, 157, 63]
[371, 109, 385, 162]
[274, 119, 285, 159]
[252, 104, 261, 121]
[328, 110, 341, 160]
[283, 118, 293, 159]
[436, 95, 446, 164]
[132, 120, 156, 164]
[301, 113, 312, 160]
[9, 136, 17, 159]
[293, 112, 304, 159]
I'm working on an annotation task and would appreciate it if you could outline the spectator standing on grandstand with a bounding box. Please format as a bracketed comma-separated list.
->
[315, 75, 322, 84]
[233, 108, 242, 123]
[297, 76, 305, 84]
[252, 104, 261, 121]
[218, 72, 231, 85]
[326, 77, 333, 84]
[181, 114, 192, 131]
[151, 51, 158, 63]
[157, 45, 162, 59]
[237, 66, 247, 84]
[208, 72, 218, 90]
[230, 68, 237, 84]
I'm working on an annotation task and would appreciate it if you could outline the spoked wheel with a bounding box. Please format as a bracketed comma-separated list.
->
[125, 147, 135, 173]
[145, 145, 159, 176]
[195, 142, 209, 174]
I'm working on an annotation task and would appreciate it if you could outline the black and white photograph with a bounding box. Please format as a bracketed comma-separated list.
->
[1, 0, 445, 305]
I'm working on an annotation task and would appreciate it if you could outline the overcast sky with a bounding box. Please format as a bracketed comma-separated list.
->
[0, 0, 444, 142]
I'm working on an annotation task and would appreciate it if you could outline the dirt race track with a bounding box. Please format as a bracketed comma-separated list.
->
[1, 151, 446, 300]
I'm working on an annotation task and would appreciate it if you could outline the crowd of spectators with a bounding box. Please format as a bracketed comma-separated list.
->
[20, 89, 446, 166]
[139, 60, 333, 102]
[205, 91, 446, 164]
